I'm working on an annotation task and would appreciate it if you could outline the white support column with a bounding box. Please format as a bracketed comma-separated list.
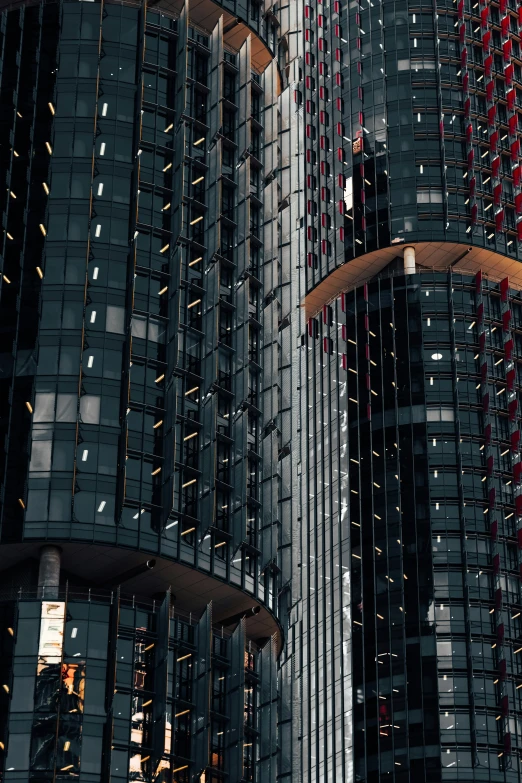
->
[404, 245, 416, 275]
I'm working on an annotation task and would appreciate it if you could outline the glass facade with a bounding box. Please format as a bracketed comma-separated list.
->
[295, 271, 522, 781]
[0, 589, 278, 782]
[0, 0, 292, 779]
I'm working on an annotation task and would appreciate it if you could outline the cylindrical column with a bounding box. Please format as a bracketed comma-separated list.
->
[404, 245, 416, 275]
[38, 545, 61, 598]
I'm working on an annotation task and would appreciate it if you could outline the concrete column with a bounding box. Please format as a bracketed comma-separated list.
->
[404, 245, 416, 275]
[38, 545, 61, 599]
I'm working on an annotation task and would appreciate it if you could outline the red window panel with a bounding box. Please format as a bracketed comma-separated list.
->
[338, 174, 344, 188]
[334, 1, 340, 12]
[501, 15, 509, 36]
[464, 97, 471, 118]
[321, 213, 328, 227]
[486, 80, 494, 101]
[519, 4, 522, 25]
[511, 139, 520, 162]
[466, 123, 473, 143]
[342, 354, 348, 370]
[319, 110, 325, 124]
[318, 37, 325, 51]
[459, 23, 465, 42]
[481, 7, 488, 26]
[323, 305, 333, 325]
[336, 47, 343, 60]
[503, 39, 512, 61]
[505, 338, 514, 360]
[507, 89, 516, 111]
[469, 176, 476, 197]
[509, 114, 517, 135]
[308, 317, 318, 337]
[496, 208, 504, 231]
[514, 166, 521, 186]
[338, 200, 344, 214]
[304, 4, 310, 17]
[492, 157, 501, 178]
[335, 73, 342, 86]
[461, 47, 467, 66]
[463, 72, 469, 91]
[494, 183, 502, 205]
[341, 294, 346, 313]
[499, 0, 507, 13]
[337, 147, 344, 162]
[483, 30, 491, 50]
[458, 0, 464, 17]
[335, 24, 341, 37]
[318, 13, 323, 26]
[319, 86, 325, 100]
[484, 54, 493, 76]
[503, 308, 512, 330]
[507, 368, 516, 391]
[516, 193, 522, 215]
[339, 226, 344, 241]
[488, 105, 496, 125]
[337, 97, 343, 110]
[305, 28, 311, 41]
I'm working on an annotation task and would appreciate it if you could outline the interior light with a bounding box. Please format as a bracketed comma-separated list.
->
[102, 102, 108, 116]
[93, 267, 99, 280]
[97, 501, 106, 512]
[42, 182, 49, 194]
[45, 142, 52, 154]
[39, 224, 47, 236]
[90, 311, 97, 323]
[431, 353, 443, 360]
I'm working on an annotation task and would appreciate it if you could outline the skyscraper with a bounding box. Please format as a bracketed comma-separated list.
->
[4, 0, 522, 778]
[289, 0, 522, 779]
[0, 0, 294, 778]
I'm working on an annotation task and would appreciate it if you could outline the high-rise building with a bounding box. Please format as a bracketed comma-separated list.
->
[0, 0, 299, 778]
[289, 0, 522, 779]
[5, 0, 522, 778]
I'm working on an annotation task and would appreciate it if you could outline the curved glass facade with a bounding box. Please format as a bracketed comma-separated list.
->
[0, 0, 278, 599]
[0, 0, 291, 778]
[0, 589, 278, 782]
[301, 0, 522, 290]
[297, 270, 522, 781]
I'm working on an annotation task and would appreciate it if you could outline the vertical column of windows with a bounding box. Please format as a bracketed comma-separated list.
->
[0, 6, 59, 533]
[475, 270, 511, 770]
